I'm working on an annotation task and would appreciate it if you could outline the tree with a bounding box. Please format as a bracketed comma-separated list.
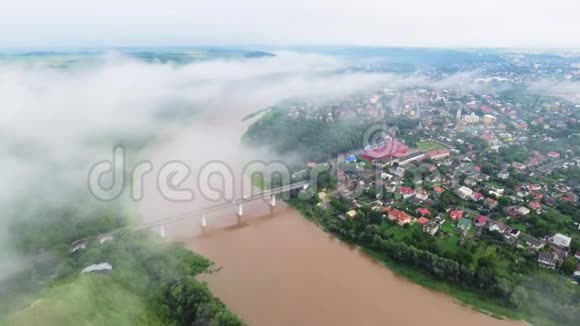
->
[509, 286, 528, 308]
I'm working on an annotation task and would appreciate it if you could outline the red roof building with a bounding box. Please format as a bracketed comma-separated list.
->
[425, 149, 450, 160]
[387, 209, 413, 225]
[433, 186, 445, 194]
[450, 210, 463, 221]
[529, 201, 542, 210]
[416, 208, 431, 216]
[481, 105, 493, 114]
[475, 215, 489, 227]
[471, 192, 484, 201]
[417, 217, 430, 225]
[360, 140, 409, 161]
[399, 186, 416, 198]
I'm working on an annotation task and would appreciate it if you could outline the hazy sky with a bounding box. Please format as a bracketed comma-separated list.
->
[0, 0, 579, 49]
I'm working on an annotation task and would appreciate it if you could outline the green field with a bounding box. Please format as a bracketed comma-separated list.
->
[416, 140, 448, 150]
[4, 275, 162, 326]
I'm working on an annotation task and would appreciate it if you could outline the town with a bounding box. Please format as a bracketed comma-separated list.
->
[242, 58, 580, 323]
[289, 83, 580, 279]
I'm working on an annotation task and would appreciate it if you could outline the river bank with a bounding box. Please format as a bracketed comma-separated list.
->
[286, 198, 537, 324]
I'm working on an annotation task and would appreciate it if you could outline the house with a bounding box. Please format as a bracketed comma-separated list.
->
[489, 221, 508, 234]
[506, 206, 520, 218]
[553, 247, 568, 262]
[529, 201, 542, 211]
[544, 196, 557, 206]
[427, 174, 442, 183]
[389, 166, 406, 177]
[528, 184, 542, 191]
[538, 251, 559, 269]
[483, 114, 497, 124]
[489, 188, 504, 198]
[345, 210, 358, 219]
[574, 265, 580, 279]
[575, 251, 580, 260]
[547, 151, 561, 158]
[457, 218, 472, 232]
[415, 190, 429, 201]
[450, 210, 463, 221]
[512, 162, 527, 170]
[380, 172, 393, 180]
[387, 209, 413, 225]
[475, 215, 489, 227]
[70, 239, 88, 253]
[517, 206, 531, 216]
[457, 186, 473, 199]
[551, 233, 572, 248]
[417, 217, 430, 225]
[423, 220, 440, 236]
[433, 186, 445, 194]
[485, 198, 498, 209]
[471, 192, 484, 201]
[509, 229, 521, 238]
[416, 208, 431, 217]
[554, 184, 570, 193]
[565, 192, 579, 202]
[385, 183, 397, 193]
[522, 235, 545, 251]
[400, 186, 416, 199]
[97, 234, 114, 244]
[498, 171, 510, 180]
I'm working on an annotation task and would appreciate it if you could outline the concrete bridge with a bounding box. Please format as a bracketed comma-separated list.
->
[138, 180, 310, 237]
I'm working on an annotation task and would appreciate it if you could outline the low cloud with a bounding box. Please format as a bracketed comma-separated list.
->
[528, 79, 580, 100]
[0, 51, 501, 260]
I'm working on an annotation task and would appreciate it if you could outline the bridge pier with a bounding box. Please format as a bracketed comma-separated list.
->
[269, 194, 277, 207]
[159, 225, 166, 239]
[236, 203, 244, 217]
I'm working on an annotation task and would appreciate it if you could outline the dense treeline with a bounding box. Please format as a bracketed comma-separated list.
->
[243, 108, 422, 162]
[243, 109, 377, 162]
[8, 202, 126, 253]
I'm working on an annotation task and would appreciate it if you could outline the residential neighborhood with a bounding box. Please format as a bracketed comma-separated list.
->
[284, 82, 580, 284]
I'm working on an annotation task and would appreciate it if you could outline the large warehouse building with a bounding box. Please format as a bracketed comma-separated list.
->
[360, 140, 409, 162]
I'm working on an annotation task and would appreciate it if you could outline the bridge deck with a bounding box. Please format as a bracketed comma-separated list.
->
[136, 181, 309, 230]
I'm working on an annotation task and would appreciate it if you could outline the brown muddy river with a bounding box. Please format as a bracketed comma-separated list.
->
[138, 111, 522, 326]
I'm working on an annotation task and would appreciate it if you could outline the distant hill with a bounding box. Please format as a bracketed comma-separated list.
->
[244, 51, 276, 58]
[0, 47, 276, 66]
